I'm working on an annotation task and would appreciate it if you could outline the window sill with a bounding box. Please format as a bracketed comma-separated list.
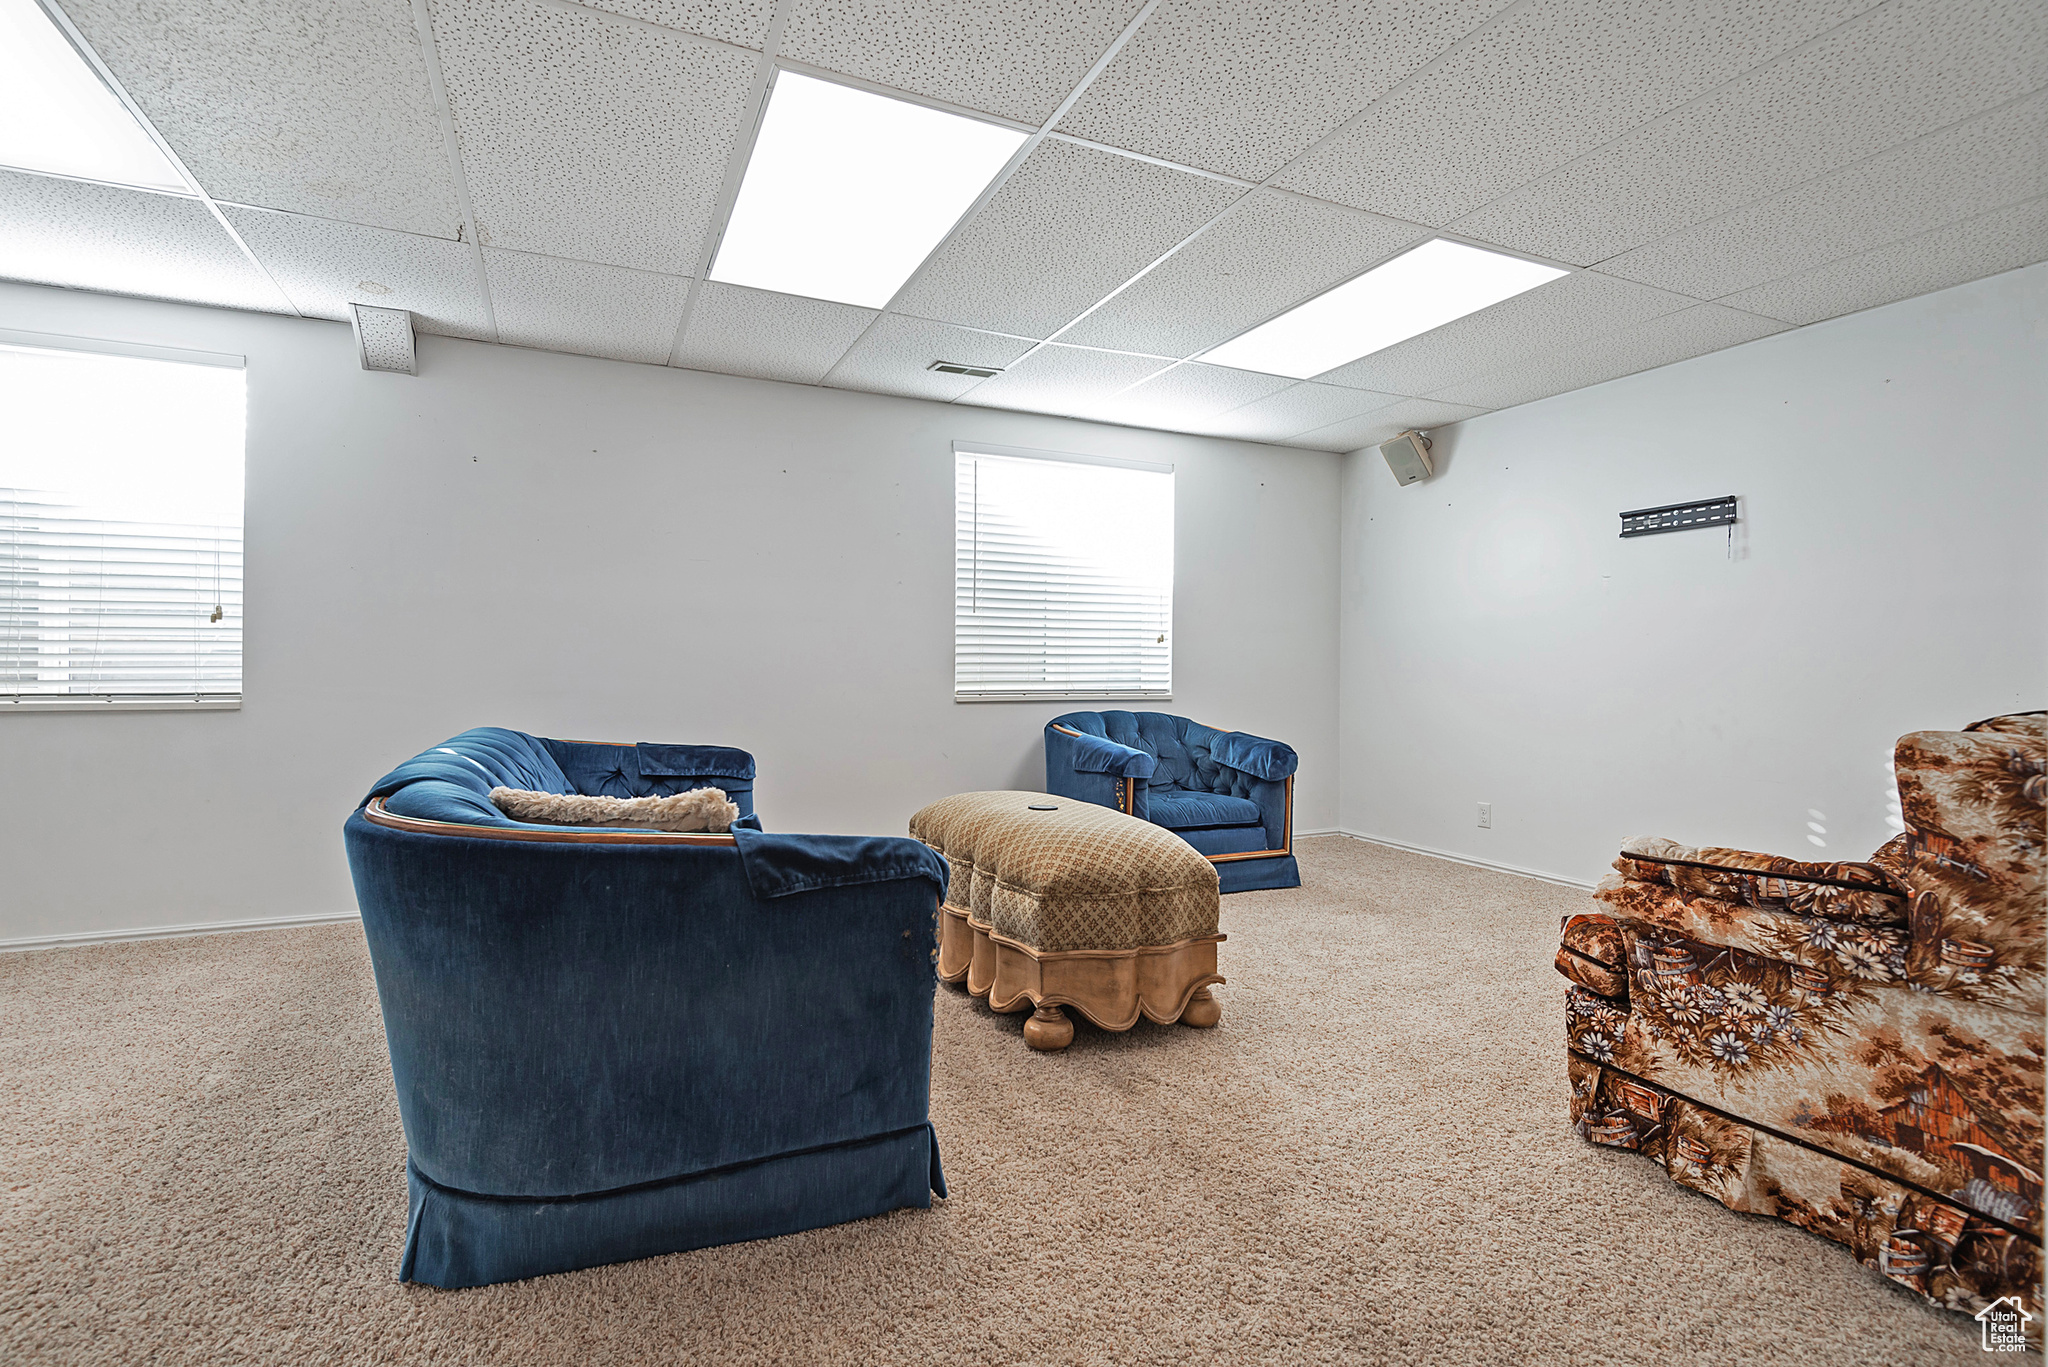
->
[956, 693, 1173, 704]
[2, 696, 242, 713]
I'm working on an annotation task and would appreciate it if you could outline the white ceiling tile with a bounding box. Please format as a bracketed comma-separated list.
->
[672, 282, 877, 383]
[1198, 381, 1404, 443]
[1056, 0, 1513, 181]
[481, 247, 689, 362]
[1429, 303, 1788, 410]
[1311, 269, 1698, 396]
[0, 170, 291, 313]
[431, 0, 758, 274]
[221, 205, 491, 339]
[1598, 93, 2048, 302]
[1282, 397, 1489, 452]
[582, 0, 774, 46]
[1056, 189, 1429, 357]
[1101, 361, 1294, 430]
[61, 0, 459, 238]
[779, 0, 1146, 126]
[1274, 0, 1875, 226]
[894, 139, 1241, 339]
[823, 315, 1038, 400]
[1450, 0, 2048, 266]
[1720, 197, 2048, 326]
[953, 343, 1169, 420]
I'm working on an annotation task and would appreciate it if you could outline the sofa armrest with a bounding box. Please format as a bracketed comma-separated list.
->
[1210, 731, 1298, 782]
[344, 813, 942, 1200]
[1049, 725, 1157, 778]
[1555, 912, 1628, 998]
[1614, 835, 1907, 926]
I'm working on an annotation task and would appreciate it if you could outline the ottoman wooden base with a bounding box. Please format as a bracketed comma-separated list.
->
[937, 905, 1224, 1050]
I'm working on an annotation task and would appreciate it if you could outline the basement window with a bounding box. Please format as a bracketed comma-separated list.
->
[954, 442, 1173, 702]
[0, 332, 246, 711]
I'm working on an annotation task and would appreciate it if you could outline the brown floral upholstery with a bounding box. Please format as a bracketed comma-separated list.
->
[1561, 713, 2045, 1339]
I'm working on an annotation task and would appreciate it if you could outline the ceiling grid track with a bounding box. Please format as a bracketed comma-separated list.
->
[814, 0, 1168, 390]
[665, 0, 800, 368]
[35, 0, 304, 319]
[1437, 0, 1899, 261]
[945, 0, 1555, 410]
[411, 0, 500, 343]
[9, 0, 2037, 445]
[1583, 79, 2048, 293]
[947, 0, 1917, 428]
[535, 0, 1040, 133]
[1704, 184, 2048, 323]
[1038, 133, 1258, 188]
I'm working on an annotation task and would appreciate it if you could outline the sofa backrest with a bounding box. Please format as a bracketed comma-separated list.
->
[365, 727, 573, 826]
[364, 728, 758, 825]
[1895, 711, 2045, 1007]
[543, 738, 755, 814]
[1052, 710, 1232, 795]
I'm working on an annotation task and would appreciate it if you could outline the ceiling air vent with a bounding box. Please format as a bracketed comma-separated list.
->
[927, 360, 1003, 378]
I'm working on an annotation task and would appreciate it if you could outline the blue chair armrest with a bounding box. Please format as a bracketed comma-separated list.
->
[1044, 723, 1151, 820]
[1056, 727, 1157, 778]
[1211, 731, 1298, 782]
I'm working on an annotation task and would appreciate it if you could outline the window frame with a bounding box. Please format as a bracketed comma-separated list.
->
[951, 440, 1175, 705]
[0, 327, 247, 714]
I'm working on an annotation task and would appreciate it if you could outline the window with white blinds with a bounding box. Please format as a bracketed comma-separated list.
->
[1, 335, 245, 710]
[954, 445, 1173, 702]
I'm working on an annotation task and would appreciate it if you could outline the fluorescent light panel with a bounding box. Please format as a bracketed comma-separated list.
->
[0, 0, 188, 193]
[710, 72, 1027, 310]
[1200, 239, 1569, 380]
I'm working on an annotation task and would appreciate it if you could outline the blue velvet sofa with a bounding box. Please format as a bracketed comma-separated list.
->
[341, 727, 950, 1289]
[1044, 711, 1300, 894]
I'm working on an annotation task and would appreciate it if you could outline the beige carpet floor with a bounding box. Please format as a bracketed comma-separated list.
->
[1, 836, 1992, 1365]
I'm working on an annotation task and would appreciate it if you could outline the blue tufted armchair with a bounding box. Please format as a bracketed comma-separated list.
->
[342, 727, 949, 1288]
[1045, 711, 1300, 893]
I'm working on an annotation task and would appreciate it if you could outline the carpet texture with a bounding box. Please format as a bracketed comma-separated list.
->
[0, 837, 1991, 1364]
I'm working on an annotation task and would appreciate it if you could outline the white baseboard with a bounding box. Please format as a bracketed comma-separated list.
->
[1329, 829, 1595, 891]
[1, 831, 1576, 951]
[0, 910, 358, 954]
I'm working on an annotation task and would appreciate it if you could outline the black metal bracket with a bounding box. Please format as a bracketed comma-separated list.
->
[1619, 496, 1737, 538]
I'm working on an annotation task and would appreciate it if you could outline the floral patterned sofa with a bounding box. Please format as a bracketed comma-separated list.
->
[1557, 712, 2044, 1337]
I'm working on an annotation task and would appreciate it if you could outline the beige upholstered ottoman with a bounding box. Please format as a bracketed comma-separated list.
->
[909, 791, 1224, 1050]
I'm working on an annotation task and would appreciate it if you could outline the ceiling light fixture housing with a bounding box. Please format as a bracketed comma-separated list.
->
[1200, 239, 1570, 380]
[0, 0, 189, 192]
[709, 72, 1028, 310]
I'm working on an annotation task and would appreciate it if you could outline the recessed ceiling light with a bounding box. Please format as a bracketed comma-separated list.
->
[0, 0, 189, 193]
[709, 72, 1027, 310]
[1199, 239, 1569, 380]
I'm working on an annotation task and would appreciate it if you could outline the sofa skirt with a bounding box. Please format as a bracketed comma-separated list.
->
[1215, 852, 1299, 894]
[399, 1123, 946, 1289]
[1569, 1054, 2042, 1343]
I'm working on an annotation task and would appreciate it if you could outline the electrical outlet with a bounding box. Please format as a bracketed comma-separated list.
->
[1477, 802, 1492, 829]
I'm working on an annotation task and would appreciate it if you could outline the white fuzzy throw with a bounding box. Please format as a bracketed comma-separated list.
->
[489, 786, 739, 833]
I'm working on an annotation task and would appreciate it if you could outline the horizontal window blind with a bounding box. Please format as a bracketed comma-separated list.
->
[0, 340, 245, 706]
[955, 448, 1173, 701]
[2, 492, 242, 700]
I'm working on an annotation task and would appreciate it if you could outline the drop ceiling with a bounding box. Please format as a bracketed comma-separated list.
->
[3, 0, 2043, 452]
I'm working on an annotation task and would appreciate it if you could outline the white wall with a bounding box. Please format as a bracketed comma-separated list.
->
[1338, 264, 2048, 886]
[0, 281, 1339, 942]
